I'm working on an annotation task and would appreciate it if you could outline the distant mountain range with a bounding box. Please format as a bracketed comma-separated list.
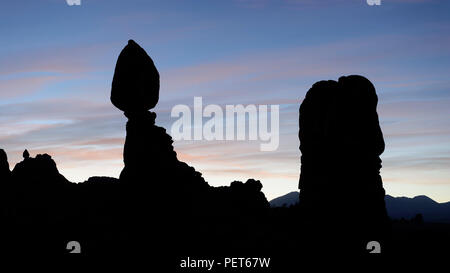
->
[270, 192, 300, 208]
[269, 192, 450, 223]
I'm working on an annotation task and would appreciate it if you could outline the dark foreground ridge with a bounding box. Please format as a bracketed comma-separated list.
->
[0, 40, 449, 266]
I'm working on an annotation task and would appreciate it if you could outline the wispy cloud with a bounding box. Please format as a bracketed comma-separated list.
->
[0, 75, 63, 99]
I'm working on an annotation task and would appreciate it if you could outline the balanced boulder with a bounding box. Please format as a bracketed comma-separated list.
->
[111, 40, 160, 114]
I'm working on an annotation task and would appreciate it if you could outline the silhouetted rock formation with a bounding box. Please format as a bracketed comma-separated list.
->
[0, 149, 10, 182]
[210, 179, 270, 219]
[111, 39, 160, 114]
[11, 153, 69, 187]
[298, 75, 388, 252]
[111, 40, 215, 254]
[112, 41, 209, 203]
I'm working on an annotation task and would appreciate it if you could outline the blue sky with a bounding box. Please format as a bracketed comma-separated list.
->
[1, 0, 450, 201]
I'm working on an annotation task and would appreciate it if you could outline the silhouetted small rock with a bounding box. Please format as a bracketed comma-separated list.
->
[229, 179, 269, 211]
[23, 149, 30, 159]
[111, 40, 160, 114]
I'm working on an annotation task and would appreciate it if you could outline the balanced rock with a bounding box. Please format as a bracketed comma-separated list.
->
[111, 40, 210, 245]
[111, 40, 160, 114]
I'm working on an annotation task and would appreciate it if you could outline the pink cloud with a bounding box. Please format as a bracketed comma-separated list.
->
[0, 42, 114, 76]
[0, 75, 65, 99]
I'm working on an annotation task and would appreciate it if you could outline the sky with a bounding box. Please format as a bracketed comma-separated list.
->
[0, 0, 450, 202]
